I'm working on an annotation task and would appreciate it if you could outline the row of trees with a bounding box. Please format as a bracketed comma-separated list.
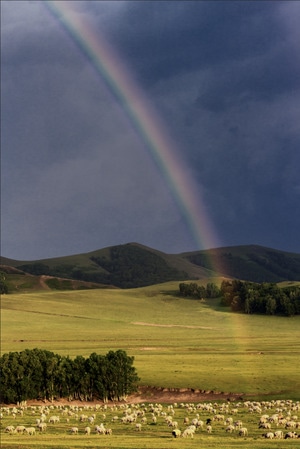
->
[178, 280, 300, 316]
[220, 280, 300, 316]
[0, 349, 139, 404]
[179, 282, 221, 299]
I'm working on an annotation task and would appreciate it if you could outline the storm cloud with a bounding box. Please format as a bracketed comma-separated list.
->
[1, 1, 300, 259]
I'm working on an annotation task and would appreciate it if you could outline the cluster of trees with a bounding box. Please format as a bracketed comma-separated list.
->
[0, 349, 139, 404]
[179, 282, 221, 299]
[220, 280, 300, 316]
[91, 245, 188, 288]
[0, 271, 8, 294]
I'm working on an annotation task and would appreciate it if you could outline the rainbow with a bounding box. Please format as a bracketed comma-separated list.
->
[45, 1, 221, 266]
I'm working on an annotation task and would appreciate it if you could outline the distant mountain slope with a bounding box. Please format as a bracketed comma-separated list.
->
[0, 265, 112, 293]
[1, 243, 299, 288]
[181, 245, 300, 283]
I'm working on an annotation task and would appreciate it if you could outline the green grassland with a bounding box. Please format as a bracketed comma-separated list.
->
[1, 281, 299, 398]
[1, 281, 300, 448]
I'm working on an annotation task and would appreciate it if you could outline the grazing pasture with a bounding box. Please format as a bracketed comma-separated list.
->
[1, 398, 300, 448]
[1, 281, 300, 399]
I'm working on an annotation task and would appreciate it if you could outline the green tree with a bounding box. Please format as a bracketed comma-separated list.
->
[0, 271, 8, 294]
[265, 295, 277, 315]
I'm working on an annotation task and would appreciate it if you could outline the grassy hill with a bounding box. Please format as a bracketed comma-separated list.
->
[1, 243, 299, 290]
[181, 244, 300, 283]
[0, 265, 113, 293]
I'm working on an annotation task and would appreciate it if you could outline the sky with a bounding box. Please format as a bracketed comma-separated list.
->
[1, 1, 300, 261]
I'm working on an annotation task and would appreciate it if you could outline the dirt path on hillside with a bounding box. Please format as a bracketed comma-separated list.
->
[38, 275, 52, 290]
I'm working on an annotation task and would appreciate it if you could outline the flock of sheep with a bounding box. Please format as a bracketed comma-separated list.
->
[2, 398, 300, 441]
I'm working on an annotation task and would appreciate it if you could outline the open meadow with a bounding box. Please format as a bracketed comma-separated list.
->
[1, 281, 300, 447]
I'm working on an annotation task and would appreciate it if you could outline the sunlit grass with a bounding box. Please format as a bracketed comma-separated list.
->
[1, 283, 300, 399]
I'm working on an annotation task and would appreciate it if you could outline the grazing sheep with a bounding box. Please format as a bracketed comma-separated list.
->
[135, 423, 142, 431]
[5, 425, 15, 434]
[172, 428, 181, 438]
[239, 427, 248, 437]
[70, 426, 78, 434]
[214, 414, 224, 421]
[25, 427, 36, 435]
[285, 431, 298, 439]
[286, 420, 297, 429]
[274, 430, 284, 439]
[84, 426, 91, 435]
[182, 427, 195, 438]
[226, 425, 235, 433]
[49, 415, 60, 424]
[225, 417, 233, 425]
[259, 422, 271, 429]
[206, 425, 212, 433]
[95, 424, 106, 434]
[263, 432, 274, 439]
[37, 422, 47, 432]
[105, 428, 112, 435]
[234, 420, 243, 429]
[15, 425, 26, 433]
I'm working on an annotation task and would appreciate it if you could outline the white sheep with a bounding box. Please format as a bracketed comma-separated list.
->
[172, 428, 181, 438]
[239, 427, 248, 437]
[84, 426, 91, 435]
[48, 415, 60, 424]
[95, 424, 106, 434]
[25, 427, 36, 435]
[182, 427, 195, 438]
[263, 432, 274, 439]
[259, 422, 271, 429]
[274, 430, 284, 439]
[37, 422, 47, 432]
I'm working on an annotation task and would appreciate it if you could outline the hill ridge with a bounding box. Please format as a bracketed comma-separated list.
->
[1, 243, 300, 289]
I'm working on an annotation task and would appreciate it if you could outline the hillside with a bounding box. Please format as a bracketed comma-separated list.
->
[1, 243, 299, 290]
[0, 265, 113, 293]
[181, 244, 300, 283]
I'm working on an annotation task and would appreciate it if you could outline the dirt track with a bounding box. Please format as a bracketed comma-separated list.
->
[16, 386, 243, 409]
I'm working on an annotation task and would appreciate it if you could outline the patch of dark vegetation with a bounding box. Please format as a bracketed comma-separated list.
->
[219, 280, 300, 316]
[0, 349, 139, 404]
[89, 244, 189, 288]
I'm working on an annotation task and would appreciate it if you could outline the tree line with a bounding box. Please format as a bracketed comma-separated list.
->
[179, 281, 300, 316]
[0, 349, 139, 404]
[220, 280, 300, 316]
[179, 282, 221, 299]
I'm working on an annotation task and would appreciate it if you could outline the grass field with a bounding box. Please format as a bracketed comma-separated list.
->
[1, 282, 300, 448]
[1, 281, 300, 398]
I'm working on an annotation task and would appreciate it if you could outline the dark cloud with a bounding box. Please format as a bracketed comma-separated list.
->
[1, 1, 300, 259]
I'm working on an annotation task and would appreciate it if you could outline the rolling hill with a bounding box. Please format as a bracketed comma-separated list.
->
[1, 243, 300, 290]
